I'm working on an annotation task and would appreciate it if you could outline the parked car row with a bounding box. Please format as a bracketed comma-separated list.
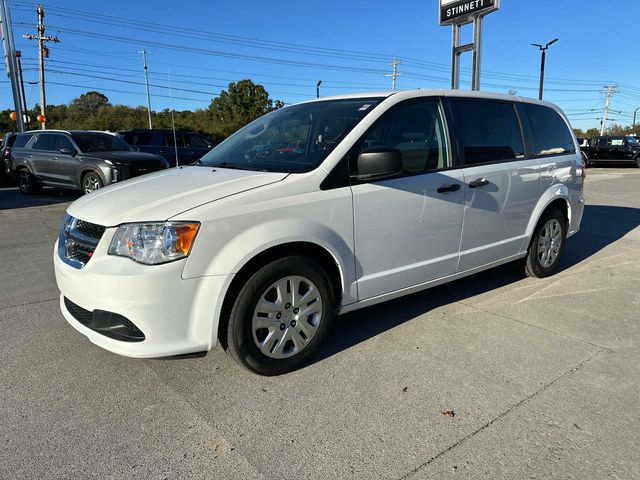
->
[6, 130, 170, 195]
[1, 128, 216, 193]
[578, 135, 640, 167]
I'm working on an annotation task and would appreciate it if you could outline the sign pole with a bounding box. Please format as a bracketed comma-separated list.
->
[471, 16, 483, 91]
[451, 24, 460, 89]
[440, 0, 499, 92]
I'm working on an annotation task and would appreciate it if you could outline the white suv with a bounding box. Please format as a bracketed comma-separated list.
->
[54, 90, 585, 375]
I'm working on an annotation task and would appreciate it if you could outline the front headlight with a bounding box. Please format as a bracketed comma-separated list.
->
[108, 222, 200, 265]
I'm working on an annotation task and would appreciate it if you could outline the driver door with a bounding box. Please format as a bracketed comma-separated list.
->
[350, 98, 464, 300]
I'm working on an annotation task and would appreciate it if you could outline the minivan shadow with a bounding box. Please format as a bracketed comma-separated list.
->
[0, 187, 81, 210]
[311, 204, 640, 364]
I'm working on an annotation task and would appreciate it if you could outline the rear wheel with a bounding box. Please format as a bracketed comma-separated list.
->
[635, 157, 640, 168]
[225, 256, 335, 375]
[17, 169, 41, 195]
[82, 172, 103, 194]
[524, 208, 567, 278]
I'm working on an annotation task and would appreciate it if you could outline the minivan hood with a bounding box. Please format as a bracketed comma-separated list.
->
[67, 166, 288, 226]
[82, 151, 164, 165]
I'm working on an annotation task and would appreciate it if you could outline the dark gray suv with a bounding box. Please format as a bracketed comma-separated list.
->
[9, 130, 169, 195]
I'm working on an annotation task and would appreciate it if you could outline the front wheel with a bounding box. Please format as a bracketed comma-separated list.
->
[82, 172, 103, 194]
[226, 256, 335, 375]
[524, 208, 567, 278]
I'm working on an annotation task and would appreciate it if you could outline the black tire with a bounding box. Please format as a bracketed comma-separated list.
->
[17, 169, 41, 195]
[226, 256, 335, 376]
[635, 157, 640, 168]
[524, 207, 567, 278]
[82, 171, 103, 194]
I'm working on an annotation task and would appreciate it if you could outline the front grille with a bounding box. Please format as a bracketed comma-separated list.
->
[65, 240, 95, 265]
[75, 220, 106, 240]
[64, 297, 145, 342]
[58, 216, 106, 269]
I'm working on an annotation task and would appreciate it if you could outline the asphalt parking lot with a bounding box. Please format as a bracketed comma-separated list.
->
[1, 168, 639, 479]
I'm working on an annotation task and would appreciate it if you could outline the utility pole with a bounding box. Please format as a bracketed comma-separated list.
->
[138, 49, 152, 128]
[386, 58, 402, 91]
[600, 84, 617, 136]
[16, 50, 29, 129]
[1, 0, 25, 132]
[23, 4, 59, 130]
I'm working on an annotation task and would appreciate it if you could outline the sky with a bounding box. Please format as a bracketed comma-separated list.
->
[2, 0, 640, 131]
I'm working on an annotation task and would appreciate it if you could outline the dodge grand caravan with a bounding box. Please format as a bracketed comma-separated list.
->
[54, 90, 585, 375]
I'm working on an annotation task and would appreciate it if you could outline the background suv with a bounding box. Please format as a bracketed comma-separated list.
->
[9, 130, 169, 195]
[118, 129, 214, 167]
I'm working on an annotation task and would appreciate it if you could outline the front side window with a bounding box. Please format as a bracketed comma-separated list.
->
[353, 99, 449, 174]
[54, 135, 75, 151]
[453, 99, 524, 165]
[611, 138, 624, 146]
[71, 133, 133, 153]
[521, 104, 576, 156]
[199, 98, 382, 173]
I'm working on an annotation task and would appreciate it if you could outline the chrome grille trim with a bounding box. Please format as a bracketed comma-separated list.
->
[58, 215, 106, 269]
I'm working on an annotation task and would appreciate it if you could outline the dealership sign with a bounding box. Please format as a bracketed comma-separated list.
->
[439, 0, 499, 25]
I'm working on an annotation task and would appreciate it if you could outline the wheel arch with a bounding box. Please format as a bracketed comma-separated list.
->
[524, 186, 571, 242]
[79, 167, 106, 189]
[216, 241, 344, 348]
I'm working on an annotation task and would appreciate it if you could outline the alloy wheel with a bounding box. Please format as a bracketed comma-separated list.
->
[537, 218, 563, 268]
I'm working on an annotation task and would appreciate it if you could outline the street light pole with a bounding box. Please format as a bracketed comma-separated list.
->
[532, 38, 558, 100]
[316, 80, 322, 98]
[633, 106, 640, 128]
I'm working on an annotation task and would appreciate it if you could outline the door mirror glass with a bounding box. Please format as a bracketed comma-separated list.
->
[59, 147, 76, 156]
[356, 147, 402, 181]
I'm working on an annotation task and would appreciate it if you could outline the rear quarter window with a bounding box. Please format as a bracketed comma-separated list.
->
[12, 134, 33, 148]
[520, 104, 575, 156]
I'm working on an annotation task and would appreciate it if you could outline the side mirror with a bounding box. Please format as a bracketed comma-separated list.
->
[356, 147, 402, 181]
[59, 147, 76, 156]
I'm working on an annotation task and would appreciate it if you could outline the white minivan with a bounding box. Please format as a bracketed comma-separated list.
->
[54, 90, 585, 375]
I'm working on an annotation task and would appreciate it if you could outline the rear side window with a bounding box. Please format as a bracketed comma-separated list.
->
[452, 100, 524, 165]
[520, 104, 575, 156]
[12, 134, 33, 148]
[31, 134, 56, 151]
[123, 132, 153, 145]
[163, 132, 185, 148]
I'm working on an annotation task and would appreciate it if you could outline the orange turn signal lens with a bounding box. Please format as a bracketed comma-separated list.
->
[175, 223, 199, 254]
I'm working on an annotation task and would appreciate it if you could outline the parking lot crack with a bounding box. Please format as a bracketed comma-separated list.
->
[457, 301, 608, 350]
[0, 297, 58, 312]
[398, 347, 606, 480]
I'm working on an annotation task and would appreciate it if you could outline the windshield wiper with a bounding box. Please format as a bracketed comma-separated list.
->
[211, 162, 255, 171]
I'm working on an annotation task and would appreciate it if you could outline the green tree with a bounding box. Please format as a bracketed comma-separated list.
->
[208, 79, 284, 139]
[69, 91, 111, 118]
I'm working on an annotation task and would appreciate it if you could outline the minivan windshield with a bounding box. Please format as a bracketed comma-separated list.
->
[71, 132, 134, 153]
[198, 98, 382, 173]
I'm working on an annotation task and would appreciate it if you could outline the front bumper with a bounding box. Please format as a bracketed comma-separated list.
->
[54, 235, 232, 358]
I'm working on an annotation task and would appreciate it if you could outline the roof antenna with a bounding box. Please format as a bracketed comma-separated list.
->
[168, 67, 179, 168]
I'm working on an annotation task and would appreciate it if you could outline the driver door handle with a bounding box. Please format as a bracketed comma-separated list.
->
[468, 178, 489, 188]
[437, 183, 461, 193]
